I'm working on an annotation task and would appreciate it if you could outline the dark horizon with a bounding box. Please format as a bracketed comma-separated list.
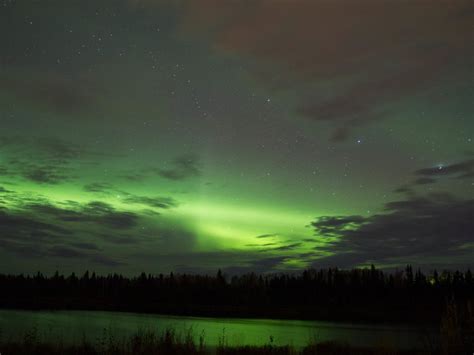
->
[2, 264, 474, 278]
[2, 265, 473, 323]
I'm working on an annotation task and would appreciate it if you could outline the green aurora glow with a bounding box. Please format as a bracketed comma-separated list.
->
[0, 0, 472, 274]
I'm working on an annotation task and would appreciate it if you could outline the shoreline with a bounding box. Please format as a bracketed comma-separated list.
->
[0, 303, 442, 326]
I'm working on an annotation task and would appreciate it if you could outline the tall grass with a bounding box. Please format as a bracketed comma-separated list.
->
[0, 326, 207, 355]
[0, 326, 446, 355]
[439, 299, 474, 354]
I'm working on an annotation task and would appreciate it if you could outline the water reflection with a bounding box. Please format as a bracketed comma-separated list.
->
[0, 309, 435, 349]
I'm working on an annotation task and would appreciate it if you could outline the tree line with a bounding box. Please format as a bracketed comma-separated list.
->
[0, 266, 472, 323]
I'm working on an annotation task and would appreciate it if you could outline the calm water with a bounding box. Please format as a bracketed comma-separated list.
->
[0, 309, 437, 349]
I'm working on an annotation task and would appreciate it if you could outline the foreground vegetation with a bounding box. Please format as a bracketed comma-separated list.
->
[0, 340, 440, 355]
[0, 328, 449, 355]
[0, 300, 472, 355]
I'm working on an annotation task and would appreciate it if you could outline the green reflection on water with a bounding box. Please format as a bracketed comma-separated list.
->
[0, 309, 434, 349]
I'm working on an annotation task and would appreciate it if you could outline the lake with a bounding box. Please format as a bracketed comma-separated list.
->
[0, 309, 437, 349]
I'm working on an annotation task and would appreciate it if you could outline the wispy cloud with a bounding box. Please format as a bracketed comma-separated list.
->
[181, 0, 473, 141]
[157, 153, 201, 181]
[0, 136, 99, 185]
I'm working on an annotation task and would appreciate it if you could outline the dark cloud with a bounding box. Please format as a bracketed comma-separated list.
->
[157, 154, 200, 181]
[311, 194, 474, 268]
[256, 233, 276, 239]
[270, 243, 302, 252]
[182, 0, 473, 141]
[77, 201, 139, 229]
[0, 209, 70, 241]
[250, 256, 288, 271]
[0, 163, 71, 185]
[25, 200, 139, 229]
[245, 242, 277, 247]
[297, 88, 386, 142]
[1, 72, 98, 114]
[119, 172, 149, 182]
[83, 182, 114, 193]
[0, 200, 141, 267]
[100, 233, 141, 245]
[0, 208, 71, 258]
[0, 192, 198, 259]
[146, 224, 198, 252]
[47, 245, 123, 266]
[414, 177, 436, 185]
[141, 209, 161, 217]
[395, 159, 474, 191]
[0, 136, 84, 162]
[90, 254, 125, 267]
[48, 246, 86, 258]
[220, 256, 290, 275]
[415, 159, 474, 180]
[156, 251, 289, 275]
[70, 242, 101, 251]
[34, 137, 85, 161]
[23, 166, 69, 184]
[296, 68, 440, 141]
[0, 240, 44, 258]
[123, 195, 177, 209]
[262, 242, 277, 247]
[394, 186, 413, 194]
[99, 211, 139, 229]
[116, 155, 200, 183]
[100, 223, 197, 250]
[0, 136, 96, 185]
[0, 197, 137, 267]
[83, 184, 177, 210]
[310, 216, 366, 236]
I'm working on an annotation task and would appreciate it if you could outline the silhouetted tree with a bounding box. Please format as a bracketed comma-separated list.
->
[0, 266, 472, 322]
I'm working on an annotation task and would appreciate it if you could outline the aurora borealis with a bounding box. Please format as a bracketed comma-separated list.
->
[0, 0, 472, 274]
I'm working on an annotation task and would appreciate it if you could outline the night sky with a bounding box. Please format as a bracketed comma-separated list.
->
[0, 0, 473, 275]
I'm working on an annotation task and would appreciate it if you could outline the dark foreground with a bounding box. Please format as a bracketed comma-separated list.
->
[1, 267, 473, 323]
[0, 340, 441, 355]
[1, 302, 473, 355]
[0, 326, 471, 355]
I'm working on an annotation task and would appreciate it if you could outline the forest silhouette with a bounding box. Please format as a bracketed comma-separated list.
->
[1, 266, 473, 323]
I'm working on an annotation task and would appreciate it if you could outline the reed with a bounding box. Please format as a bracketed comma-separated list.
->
[0, 326, 449, 355]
